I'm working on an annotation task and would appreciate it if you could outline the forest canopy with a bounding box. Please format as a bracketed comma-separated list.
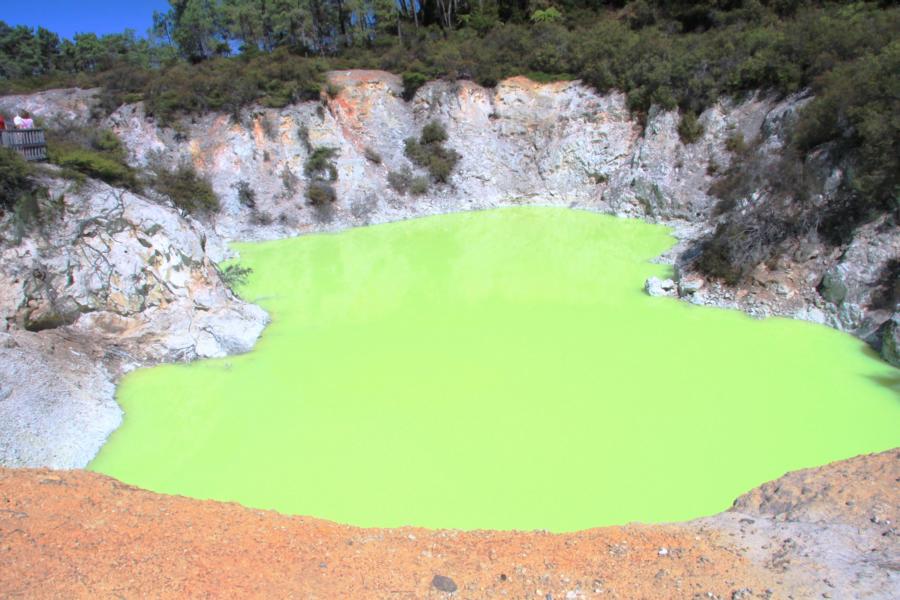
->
[1, 2, 896, 118]
[0, 1, 897, 280]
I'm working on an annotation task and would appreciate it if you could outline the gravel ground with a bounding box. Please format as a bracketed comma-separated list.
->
[1, 451, 897, 598]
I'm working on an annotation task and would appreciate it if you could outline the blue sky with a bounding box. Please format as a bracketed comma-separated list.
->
[4, 0, 170, 39]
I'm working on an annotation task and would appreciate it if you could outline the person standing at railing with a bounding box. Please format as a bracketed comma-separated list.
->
[16, 111, 34, 129]
[0, 114, 5, 130]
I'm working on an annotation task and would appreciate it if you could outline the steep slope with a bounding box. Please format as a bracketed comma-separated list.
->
[0, 175, 267, 467]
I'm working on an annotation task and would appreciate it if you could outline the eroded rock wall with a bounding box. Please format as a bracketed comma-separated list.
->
[1, 177, 267, 361]
[0, 176, 267, 466]
[106, 72, 780, 240]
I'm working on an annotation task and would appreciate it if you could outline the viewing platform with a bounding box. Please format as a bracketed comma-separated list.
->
[1, 129, 48, 161]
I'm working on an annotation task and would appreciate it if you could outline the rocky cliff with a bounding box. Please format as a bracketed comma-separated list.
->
[0, 173, 267, 468]
[0, 70, 896, 468]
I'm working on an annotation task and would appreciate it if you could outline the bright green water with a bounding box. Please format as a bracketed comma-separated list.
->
[90, 207, 899, 531]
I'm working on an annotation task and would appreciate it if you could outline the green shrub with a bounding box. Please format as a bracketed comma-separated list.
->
[420, 121, 448, 145]
[401, 71, 427, 101]
[403, 137, 427, 165]
[220, 263, 252, 289]
[54, 150, 137, 189]
[306, 181, 336, 206]
[387, 168, 413, 194]
[409, 176, 429, 195]
[45, 126, 138, 189]
[297, 124, 311, 151]
[725, 133, 748, 154]
[404, 121, 460, 184]
[793, 40, 900, 217]
[151, 163, 219, 215]
[364, 146, 382, 164]
[0, 151, 60, 242]
[524, 71, 576, 84]
[425, 150, 459, 183]
[0, 148, 33, 211]
[304, 147, 339, 181]
[234, 180, 256, 208]
[677, 112, 704, 145]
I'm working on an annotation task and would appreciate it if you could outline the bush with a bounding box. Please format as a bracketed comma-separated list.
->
[420, 121, 448, 145]
[139, 48, 324, 123]
[0, 150, 61, 242]
[234, 180, 256, 208]
[0, 148, 33, 210]
[220, 263, 252, 289]
[725, 133, 748, 154]
[53, 150, 137, 189]
[388, 168, 413, 194]
[306, 181, 336, 206]
[793, 40, 900, 217]
[404, 121, 460, 184]
[409, 176, 430, 195]
[694, 207, 800, 285]
[151, 163, 219, 215]
[364, 146, 382, 164]
[677, 112, 704, 145]
[401, 71, 427, 101]
[304, 147, 338, 181]
[46, 126, 138, 189]
[297, 124, 311, 151]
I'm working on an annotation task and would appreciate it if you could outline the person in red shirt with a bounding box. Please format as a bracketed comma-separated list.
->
[0, 114, 5, 130]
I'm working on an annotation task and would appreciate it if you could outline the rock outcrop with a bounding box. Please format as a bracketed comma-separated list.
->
[0, 87, 98, 127]
[105, 72, 773, 240]
[0, 174, 267, 466]
[0, 329, 119, 468]
[1, 176, 267, 362]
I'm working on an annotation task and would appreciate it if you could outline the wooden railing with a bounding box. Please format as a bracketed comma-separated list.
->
[1, 129, 48, 162]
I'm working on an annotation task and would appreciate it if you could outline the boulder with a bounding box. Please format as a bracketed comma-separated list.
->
[645, 277, 677, 297]
[880, 315, 900, 367]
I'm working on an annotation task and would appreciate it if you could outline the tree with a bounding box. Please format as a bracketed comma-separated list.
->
[530, 7, 562, 23]
[158, 0, 225, 62]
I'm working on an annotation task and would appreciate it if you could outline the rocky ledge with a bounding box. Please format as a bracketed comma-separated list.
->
[1, 450, 897, 598]
[0, 175, 268, 468]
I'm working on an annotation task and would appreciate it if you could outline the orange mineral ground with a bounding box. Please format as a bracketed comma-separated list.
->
[2, 450, 898, 599]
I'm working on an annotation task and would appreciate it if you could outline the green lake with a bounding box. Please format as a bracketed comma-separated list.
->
[90, 207, 899, 531]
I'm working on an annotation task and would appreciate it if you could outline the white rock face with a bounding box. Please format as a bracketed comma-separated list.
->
[104, 72, 785, 241]
[0, 87, 98, 126]
[0, 330, 120, 468]
[0, 174, 268, 467]
[0, 177, 268, 363]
